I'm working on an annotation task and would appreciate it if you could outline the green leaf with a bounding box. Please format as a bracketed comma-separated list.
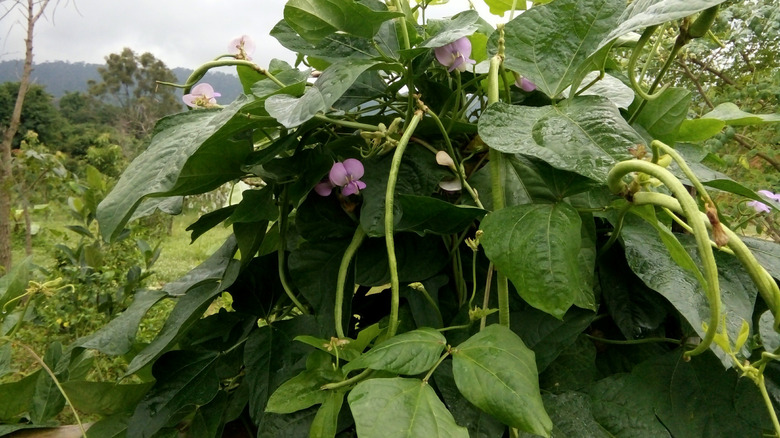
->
[0, 256, 32, 315]
[348, 377, 469, 438]
[271, 20, 377, 63]
[479, 99, 641, 183]
[266, 368, 341, 414]
[284, 0, 402, 43]
[125, 239, 240, 375]
[480, 203, 583, 319]
[419, 10, 480, 48]
[97, 96, 275, 241]
[501, 0, 622, 97]
[600, 0, 728, 49]
[0, 343, 10, 379]
[309, 390, 344, 438]
[0, 371, 38, 421]
[742, 237, 780, 281]
[759, 310, 779, 351]
[355, 233, 449, 286]
[482, 0, 526, 16]
[127, 351, 220, 438]
[621, 216, 758, 363]
[61, 381, 153, 416]
[396, 195, 486, 236]
[701, 102, 780, 125]
[539, 337, 599, 393]
[266, 59, 388, 128]
[432, 360, 506, 438]
[677, 118, 725, 142]
[451, 325, 552, 436]
[534, 392, 611, 437]
[630, 87, 690, 145]
[86, 413, 130, 438]
[244, 316, 323, 425]
[344, 328, 447, 375]
[227, 186, 278, 224]
[31, 342, 66, 424]
[188, 391, 228, 438]
[510, 307, 596, 373]
[74, 289, 167, 355]
[359, 146, 449, 236]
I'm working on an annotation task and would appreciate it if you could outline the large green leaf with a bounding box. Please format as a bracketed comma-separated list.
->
[127, 351, 221, 438]
[265, 368, 341, 414]
[271, 20, 377, 62]
[539, 337, 599, 393]
[589, 350, 771, 437]
[743, 237, 780, 280]
[244, 316, 323, 425]
[419, 10, 480, 48]
[396, 195, 486, 236]
[348, 377, 469, 438]
[510, 307, 596, 372]
[355, 233, 449, 286]
[600, 0, 728, 49]
[344, 328, 447, 375]
[0, 256, 32, 316]
[284, 0, 402, 43]
[501, 0, 622, 98]
[630, 87, 690, 145]
[0, 371, 38, 421]
[266, 60, 390, 128]
[701, 102, 780, 125]
[61, 381, 153, 416]
[30, 342, 66, 424]
[452, 325, 551, 436]
[125, 238, 240, 375]
[433, 360, 506, 438]
[620, 216, 758, 363]
[74, 289, 167, 355]
[309, 390, 344, 438]
[97, 95, 279, 241]
[479, 98, 641, 183]
[480, 203, 583, 319]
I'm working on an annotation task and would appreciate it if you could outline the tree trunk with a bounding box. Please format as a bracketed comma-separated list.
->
[0, 0, 52, 273]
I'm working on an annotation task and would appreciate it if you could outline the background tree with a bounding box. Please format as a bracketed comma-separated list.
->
[0, 0, 59, 273]
[0, 82, 64, 148]
[88, 48, 183, 138]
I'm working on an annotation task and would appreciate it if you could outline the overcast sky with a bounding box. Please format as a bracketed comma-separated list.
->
[1, 0, 505, 71]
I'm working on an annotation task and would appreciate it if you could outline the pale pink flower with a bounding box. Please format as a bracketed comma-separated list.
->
[228, 35, 255, 60]
[434, 37, 475, 73]
[182, 83, 221, 108]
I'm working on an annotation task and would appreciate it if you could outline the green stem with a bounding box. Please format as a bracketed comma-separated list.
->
[629, 35, 685, 123]
[651, 140, 715, 208]
[423, 351, 451, 383]
[161, 59, 285, 93]
[634, 191, 780, 325]
[607, 160, 719, 357]
[10, 340, 87, 437]
[480, 262, 495, 331]
[757, 373, 780, 437]
[312, 114, 384, 132]
[487, 51, 510, 328]
[278, 188, 310, 314]
[335, 227, 367, 338]
[585, 334, 682, 345]
[386, 111, 423, 337]
[628, 26, 670, 101]
[321, 369, 372, 391]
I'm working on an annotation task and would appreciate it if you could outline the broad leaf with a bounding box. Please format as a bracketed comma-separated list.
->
[621, 217, 758, 363]
[284, 0, 402, 43]
[0, 256, 32, 315]
[396, 195, 486, 236]
[452, 325, 552, 436]
[539, 337, 599, 393]
[0, 371, 39, 421]
[419, 10, 480, 48]
[677, 118, 725, 142]
[480, 203, 583, 319]
[501, 0, 622, 97]
[74, 289, 167, 355]
[702, 102, 780, 125]
[479, 98, 641, 183]
[309, 390, 344, 438]
[271, 20, 377, 62]
[61, 381, 153, 416]
[743, 237, 780, 280]
[348, 377, 469, 438]
[127, 351, 220, 438]
[600, 0, 728, 49]
[344, 327, 447, 375]
[266, 60, 388, 128]
[265, 369, 341, 414]
[630, 87, 690, 145]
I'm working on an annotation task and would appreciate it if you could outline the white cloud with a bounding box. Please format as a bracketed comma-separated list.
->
[1, 0, 507, 70]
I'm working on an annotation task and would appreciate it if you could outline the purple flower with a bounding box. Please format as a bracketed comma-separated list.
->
[515, 76, 537, 92]
[228, 35, 255, 60]
[182, 83, 221, 108]
[434, 37, 475, 72]
[315, 159, 367, 196]
[749, 190, 780, 213]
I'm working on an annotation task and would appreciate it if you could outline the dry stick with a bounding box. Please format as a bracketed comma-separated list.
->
[678, 59, 714, 109]
[733, 134, 780, 172]
[687, 57, 736, 85]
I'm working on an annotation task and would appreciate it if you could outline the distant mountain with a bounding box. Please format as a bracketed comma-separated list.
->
[0, 60, 244, 103]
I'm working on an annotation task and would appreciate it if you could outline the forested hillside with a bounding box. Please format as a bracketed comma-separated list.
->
[0, 60, 243, 101]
